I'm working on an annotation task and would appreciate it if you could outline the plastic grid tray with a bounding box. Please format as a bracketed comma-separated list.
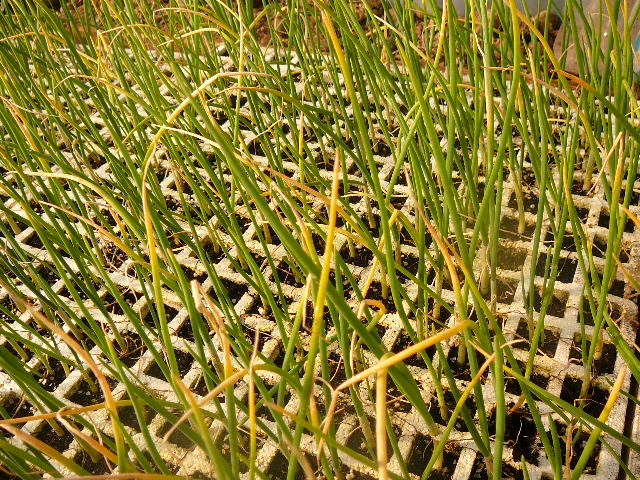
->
[0, 48, 638, 479]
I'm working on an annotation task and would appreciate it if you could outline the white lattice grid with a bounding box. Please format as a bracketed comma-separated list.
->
[0, 49, 638, 479]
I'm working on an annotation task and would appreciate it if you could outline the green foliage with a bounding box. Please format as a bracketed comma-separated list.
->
[0, 0, 638, 478]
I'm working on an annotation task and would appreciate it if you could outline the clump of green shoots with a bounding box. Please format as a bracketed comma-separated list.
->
[0, 0, 638, 478]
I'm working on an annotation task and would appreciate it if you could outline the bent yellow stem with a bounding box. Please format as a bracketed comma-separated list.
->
[318, 320, 473, 458]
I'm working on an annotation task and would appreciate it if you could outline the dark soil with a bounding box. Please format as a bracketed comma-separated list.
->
[425, 298, 453, 326]
[507, 191, 539, 214]
[145, 349, 193, 380]
[120, 288, 141, 306]
[428, 389, 476, 432]
[143, 305, 179, 329]
[495, 278, 518, 304]
[407, 434, 460, 479]
[74, 449, 111, 475]
[499, 216, 536, 241]
[267, 450, 317, 479]
[256, 390, 292, 423]
[598, 213, 635, 233]
[102, 293, 125, 316]
[59, 284, 90, 301]
[239, 251, 268, 274]
[39, 359, 69, 392]
[119, 401, 156, 432]
[592, 235, 630, 263]
[550, 421, 601, 474]
[389, 194, 407, 209]
[505, 368, 550, 395]
[218, 277, 249, 304]
[575, 206, 590, 222]
[191, 367, 220, 397]
[0, 297, 22, 323]
[496, 245, 528, 271]
[68, 374, 117, 407]
[397, 253, 420, 283]
[544, 231, 577, 252]
[340, 245, 374, 268]
[366, 281, 397, 313]
[560, 377, 608, 418]
[579, 300, 622, 327]
[571, 179, 591, 196]
[608, 278, 626, 297]
[274, 260, 304, 288]
[514, 319, 560, 356]
[328, 352, 348, 388]
[440, 267, 464, 292]
[363, 214, 382, 239]
[446, 348, 489, 382]
[311, 233, 326, 253]
[38, 266, 61, 286]
[532, 288, 567, 317]
[203, 240, 226, 264]
[241, 322, 271, 352]
[185, 266, 208, 286]
[373, 377, 412, 413]
[469, 453, 523, 480]
[488, 405, 540, 465]
[177, 319, 196, 343]
[568, 335, 617, 375]
[302, 302, 333, 332]
[535, 254, 578, 282]
[0, 398, 34, 423]
[345, 416, 394, 457]
[103, 241, 128, 269]
[520, 168, 539, 187]
[118, 333, 146, 367]
[392, 331, 436, 368]
[35, 420, 74, 453]
[157, 421, 195, 449]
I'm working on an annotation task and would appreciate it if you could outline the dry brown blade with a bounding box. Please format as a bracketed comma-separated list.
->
[617, 207, 640, 289]
[359, 209, 401, 301]
[279, 436, 316, 480]
[342, 321, 473, 394]
[564, 421, 575, 480]
[0, 424, 86, 473]
[162, 282, 250, 443]
[403, 171, 466, 305]
[172, 374, 222, 464]
[4, 101, 38, 152]
[196, 281, 234, 379]
[355, 299, 387, 319]
[55, 410, 118, 465]
[38, 201, 146, 265]
[317, 320, 473, 459]
[586, 131, 624, 196]
[405, 170, 472, 369]
[162, 367, 249, 442]
[622, 205, 640, 228]
[236, 150, 376, 250]
[248, 315, 262, 474]
[264, 177, 318, 261]
[0, 278, 131, 472]
[190, 280, 229, 377]
[349, 299, 386, 383]
[376, 353, 393, 480]
[0, 400, 132, 426]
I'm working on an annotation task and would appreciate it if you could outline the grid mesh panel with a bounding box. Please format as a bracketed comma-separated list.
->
[0, 48, 638, 480]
